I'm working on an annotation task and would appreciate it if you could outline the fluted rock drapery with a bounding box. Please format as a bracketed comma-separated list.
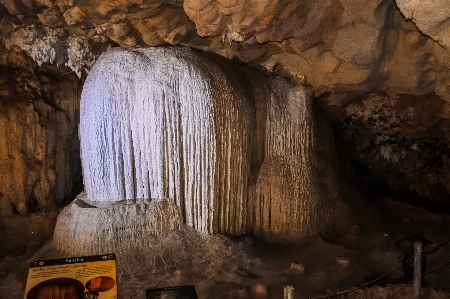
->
[79, 46, 337, 238]
[80, 46, 254, 235]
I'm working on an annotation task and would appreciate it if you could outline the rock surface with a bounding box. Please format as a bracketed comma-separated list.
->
[2, 197, 450, 299]
[396, 0, 450, 49]
[53, 194, 184, 255]
[1, 0, 449, 101]
[79, 46, 354, 238]
[0, 45, 81, 217]
[329, 92, 450, 211]
[1, 1, 450, 298]
[0, 0, 450, 215]
[80, 46, 254, 235]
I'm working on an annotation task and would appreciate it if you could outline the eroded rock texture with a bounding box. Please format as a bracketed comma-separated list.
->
[396, 0, 450, 49]
[53, 194, 183, 255]
[0, 45, 81, 217]
[253, 81, 324, 237]
[2, 0, 450, 102]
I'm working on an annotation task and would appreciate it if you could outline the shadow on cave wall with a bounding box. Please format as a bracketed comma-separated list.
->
[317, 92, 450, 215]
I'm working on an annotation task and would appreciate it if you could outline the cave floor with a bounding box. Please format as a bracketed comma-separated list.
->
[1, 198, 450, 299]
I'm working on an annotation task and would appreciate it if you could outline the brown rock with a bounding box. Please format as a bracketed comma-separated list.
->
[396, 0, 450, 49]
[0, 46, 81, 216]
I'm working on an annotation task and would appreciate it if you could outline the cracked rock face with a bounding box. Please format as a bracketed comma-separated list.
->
[1, 0, 450, 101]
[396, 0, 450, 50]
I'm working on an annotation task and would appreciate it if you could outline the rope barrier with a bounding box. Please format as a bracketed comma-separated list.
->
[309, 256, 414, 299]
[382, 257, 450, 299]
[310, 238, 450, 299]
[436, 239, 450, 249]
[423, 259, 450, 277]
[383, 280, 412, 299]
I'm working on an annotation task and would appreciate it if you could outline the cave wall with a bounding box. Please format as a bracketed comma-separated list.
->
[1, 0, 450, 216]
[329, 92, 450, 211]
[0, 45, 81, 217]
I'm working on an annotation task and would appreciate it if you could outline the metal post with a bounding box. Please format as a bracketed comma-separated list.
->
[284, 286, 294, 299]
[414, 241, 423, 299]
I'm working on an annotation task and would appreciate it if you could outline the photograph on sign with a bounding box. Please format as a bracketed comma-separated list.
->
[24, 254, 117, 299]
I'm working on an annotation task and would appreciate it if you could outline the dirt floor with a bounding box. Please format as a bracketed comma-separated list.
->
[1, 197, 449, 299]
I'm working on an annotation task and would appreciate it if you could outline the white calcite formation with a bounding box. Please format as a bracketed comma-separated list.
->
[80, 46, 253, 235]
[79, 46, 337, 239]
[53, 193, 183, 255]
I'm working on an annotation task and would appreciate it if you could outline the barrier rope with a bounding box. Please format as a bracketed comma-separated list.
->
[436, 239, 450, 249]
[383, 257, 450, 299]
[309, 256, 413, 299]
[310, 238, 450, 299]
[383, 240, 450, 299]
[383, 281, 412, 299]
[423, 259, 450, 277]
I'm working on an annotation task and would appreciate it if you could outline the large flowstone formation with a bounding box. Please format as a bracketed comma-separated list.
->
[68, 45, 346, 247]
[80, 47, 253, 234]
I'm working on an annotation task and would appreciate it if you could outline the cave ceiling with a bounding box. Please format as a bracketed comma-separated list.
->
[1, 0, 450, 215]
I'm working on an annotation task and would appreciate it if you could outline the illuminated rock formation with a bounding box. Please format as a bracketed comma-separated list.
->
[79, 46, 254, 234]
[3, 0, 450, 217]
[0, 47, 82, 217]
[77, 46, 342, 239]
[53, 194, 183, 256]
[252, 79, 325, 237]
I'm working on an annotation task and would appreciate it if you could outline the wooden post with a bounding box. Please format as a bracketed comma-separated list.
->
[414, 241, 423, 299]
[284, 286, 294, 299]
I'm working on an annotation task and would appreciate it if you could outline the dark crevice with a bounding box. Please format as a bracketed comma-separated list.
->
[365, 189, 450, 215]
[61, 177, 85, 208]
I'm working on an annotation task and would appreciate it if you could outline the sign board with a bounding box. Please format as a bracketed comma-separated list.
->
[24, 254, 117, 299]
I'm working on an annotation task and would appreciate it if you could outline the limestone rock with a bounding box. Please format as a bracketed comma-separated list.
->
[0, 46, 81, 217]
[336, 256, 350, 266]
[79, 46, 351, 238]
[53, 194, 183, 255]
[1, 0, 450, 104]
[331, 92, 450, 211]
[1, 0, 450, 221]
[80, 46, 254, 235]
[250, 282, 268, 299]
[287, 262, 305, 275]
[8, 26, 112, 78]
[252, 80, 327, 237]
[396, 0, 450, 49]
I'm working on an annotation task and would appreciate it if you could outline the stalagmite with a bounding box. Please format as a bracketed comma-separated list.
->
[79, 46, 253, 234]
[252, 78, 327, 238]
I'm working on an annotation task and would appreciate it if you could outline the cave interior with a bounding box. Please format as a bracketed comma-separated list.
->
[1, 0, 450, 298]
